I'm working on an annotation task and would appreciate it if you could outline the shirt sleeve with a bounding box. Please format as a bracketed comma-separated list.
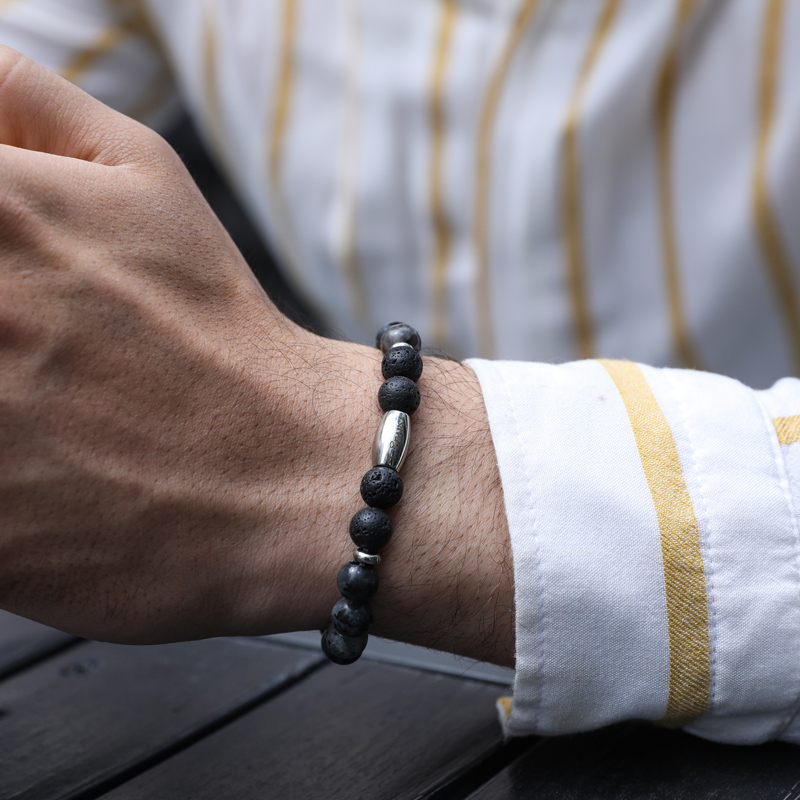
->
[0, 0, 180, 132]
[466, 357, 800, 745]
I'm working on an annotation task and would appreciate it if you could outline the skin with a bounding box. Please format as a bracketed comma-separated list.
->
[0, 47, 514, 668]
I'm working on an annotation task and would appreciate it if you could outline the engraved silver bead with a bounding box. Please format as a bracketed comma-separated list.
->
[355, 550, 381, 566]
[372, 410, 410, 471]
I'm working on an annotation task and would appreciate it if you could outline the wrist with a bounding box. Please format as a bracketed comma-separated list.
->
[241, 331, 513, 667]
[288, 336, 514, 666]
[369, 355, 514, 666]
[233, 333, 378, 637]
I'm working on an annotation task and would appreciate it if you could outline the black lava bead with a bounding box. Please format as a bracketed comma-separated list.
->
[378, 376, 421, 415]
[321, 623, 368, 665]
[332, 598, 373, 637]
[382, 346, 423, 382]
[349, 507, 393, 552]
[360, 466, 404, 508]
[337, 561, 379, 601]
[376, 321, 422, 352]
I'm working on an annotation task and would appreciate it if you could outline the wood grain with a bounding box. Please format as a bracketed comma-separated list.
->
[0, 638, 322, 800]
[464, 723, 800, 800]
[105, 659, 507, 800]
[0, 611, 76, 681]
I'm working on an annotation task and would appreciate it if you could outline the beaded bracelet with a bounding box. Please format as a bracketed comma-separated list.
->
[321, 321, 423, 665]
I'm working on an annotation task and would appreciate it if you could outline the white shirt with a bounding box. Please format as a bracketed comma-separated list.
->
[4, 0, 800, 744]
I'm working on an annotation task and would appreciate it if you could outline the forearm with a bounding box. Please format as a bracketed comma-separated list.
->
[0, 46, 514, 667]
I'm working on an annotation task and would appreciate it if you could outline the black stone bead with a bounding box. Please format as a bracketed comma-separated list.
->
[349, 507, 393, 552]
[376, 321, 422, 353]
[360, 466, 404, 508]
[332, 598, 373, 637]
[321, 623, 368, 665]
[381, 346, 423, 382]
[378, 376, 421, 415]
[337, 561, 379, 601]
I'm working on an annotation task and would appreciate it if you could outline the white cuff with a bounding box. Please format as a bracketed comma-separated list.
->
[467, 358, 800, 744]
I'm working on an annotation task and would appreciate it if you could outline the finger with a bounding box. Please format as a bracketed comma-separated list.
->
[0, 46, 149, 166]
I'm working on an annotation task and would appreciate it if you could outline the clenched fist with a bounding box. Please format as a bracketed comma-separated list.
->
[0, 48, 513, 666]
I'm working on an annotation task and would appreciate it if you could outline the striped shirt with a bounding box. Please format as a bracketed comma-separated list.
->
[6, 0, 800, 743]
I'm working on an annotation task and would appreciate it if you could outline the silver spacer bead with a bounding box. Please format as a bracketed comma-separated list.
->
[389, 342, 412, 350]
[372, 410, 410, 471]
[355, 550, 381, 566]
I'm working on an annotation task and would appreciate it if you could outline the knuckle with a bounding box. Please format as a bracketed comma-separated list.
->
[152, 133, 181, 167]
[0, 44, 26, 80]
[128, 124, 183, 172]
[0, 46, 33, 99]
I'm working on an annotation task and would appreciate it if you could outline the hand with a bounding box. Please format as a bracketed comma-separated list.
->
[0, 48, 513, 666]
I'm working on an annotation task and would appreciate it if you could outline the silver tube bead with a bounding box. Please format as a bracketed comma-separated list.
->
[355, 550, 381, 566]
[372, 410, 410, 471]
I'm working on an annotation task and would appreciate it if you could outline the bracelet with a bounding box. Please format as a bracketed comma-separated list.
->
[321, 321, 423, 665]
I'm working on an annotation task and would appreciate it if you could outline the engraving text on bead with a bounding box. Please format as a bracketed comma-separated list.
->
[372, 410, 410, 471]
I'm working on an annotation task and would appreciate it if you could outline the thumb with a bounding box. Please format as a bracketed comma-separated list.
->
[0, 46, 145, 166]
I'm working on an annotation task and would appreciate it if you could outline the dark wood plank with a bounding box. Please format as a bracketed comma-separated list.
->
[0, 611, 75, 680]
[464, 723, 800, 800]
[104, 659, 506, 800]
[0, 638, 322, 800]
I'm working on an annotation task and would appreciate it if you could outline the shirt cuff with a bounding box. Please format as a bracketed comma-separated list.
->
[466, 358, 800, 744]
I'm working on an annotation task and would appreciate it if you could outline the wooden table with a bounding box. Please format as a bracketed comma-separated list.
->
[2, 610, 799, 800]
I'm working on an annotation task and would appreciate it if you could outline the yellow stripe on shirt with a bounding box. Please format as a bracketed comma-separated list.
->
[654, 0, 704, 371]
[561, 0, 622, 360]
[337, 0, 372, 330]
[62, 22, 129, 86]
[126, 65, 174, 125]
[269, 0, 298, 188]
[754, 0, 800, 376]
[774, 415, 800, 445]
[429, 0, 458, 349]
[265, 0, 304, 276]
[474, 0, 540, 359]
[600, 359, 711, 724]
[108, 0, 163, 52]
